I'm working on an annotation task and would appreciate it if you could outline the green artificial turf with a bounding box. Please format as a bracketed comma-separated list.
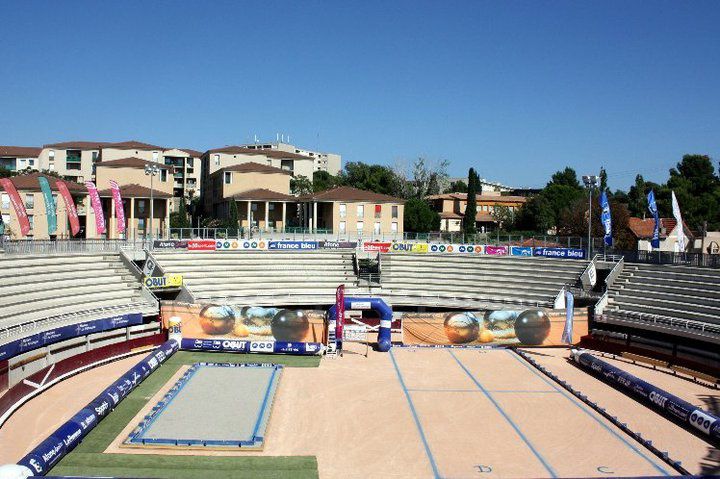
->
[49, 350, 320, 478]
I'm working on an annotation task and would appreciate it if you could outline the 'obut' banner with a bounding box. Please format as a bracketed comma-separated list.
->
[0, 178, 30, 236]
[16, 340, 178, 476]
[572, 351, 720, 444]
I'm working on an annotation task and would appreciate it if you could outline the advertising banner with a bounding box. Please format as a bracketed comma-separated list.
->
[153, 239, 188, 249]
[187, 239, 216, 251]
[510, 246, 533, 256]
[426, 243, 483, 254]
[216, 239, 268, 250]
[181, 338, 322, 355]
[161, 302, 327, 345]
[533, 247, 586, 259]
[0, 312, 143, 362]
[110, 180, 126, 233]
[143, 274, 183, 289]
[38, 176, 57, 235]
[402, 308, 587, 347]
[0, 178, 30, 236]
[389, 242, 429, 253]
[319, 241, 358, 249]
[336, 285, 345, 351]
[484, 245, 508, 256]
[56, 180, 80, 236]
[362, 241, 392, 253]
[268, 240, 318, 250]
[573, 351, 720, 442]
[84, 181, 106, 235]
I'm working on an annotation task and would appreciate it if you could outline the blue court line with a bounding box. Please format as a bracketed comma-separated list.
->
[505, 350, 670, 476]
[389, 349, 442, 479]
[449, 350, 558, 478]
[406, 388, 560, 394]
[251, 366, 279, 440]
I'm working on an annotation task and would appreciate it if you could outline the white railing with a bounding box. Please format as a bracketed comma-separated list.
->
[1, 239, 152, 255]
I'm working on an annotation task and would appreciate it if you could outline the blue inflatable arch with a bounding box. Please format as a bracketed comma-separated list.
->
[328, 297, 393, 352]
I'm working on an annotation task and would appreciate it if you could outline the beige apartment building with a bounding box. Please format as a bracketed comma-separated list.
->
[426, 192, 527, 232]
[299, 186, 404, 236]
[0, 146, 42, 172]
[95, 157, 173, 239]
[238, 141, 342, 175]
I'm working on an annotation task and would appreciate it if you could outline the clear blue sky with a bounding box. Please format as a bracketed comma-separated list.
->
[2, 1, 719, 190]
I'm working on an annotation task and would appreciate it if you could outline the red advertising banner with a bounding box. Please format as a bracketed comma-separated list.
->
[109, 180, 126, 233]
[56, 180, 80, 236]
[85, 181, 106, 235]
[484, 245, 508, 256]
[336, 284, 345, 349]
[187, 239, 217, 251]
[0, 178, 30, 236]
[362, 241, 392, 253]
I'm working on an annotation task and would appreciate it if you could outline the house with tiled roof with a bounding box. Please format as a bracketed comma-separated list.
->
[0, 146, 42, 172]
[426, 192, 527, 232]
[627, 217, 693, 252]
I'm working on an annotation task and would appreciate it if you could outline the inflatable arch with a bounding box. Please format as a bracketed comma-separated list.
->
[328, 297, 393, 352]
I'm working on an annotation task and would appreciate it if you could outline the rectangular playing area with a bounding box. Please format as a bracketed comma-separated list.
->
[124, 362, 282, 450]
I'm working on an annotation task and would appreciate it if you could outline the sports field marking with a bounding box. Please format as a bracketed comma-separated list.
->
[506, 349, 671, 477]
[406, 388, 560, 394]
[448, 350, 558, 478]
[389, 348, 442, 479]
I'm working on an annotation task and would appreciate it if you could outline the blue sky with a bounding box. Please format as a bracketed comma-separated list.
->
[1, 1, 719, 189]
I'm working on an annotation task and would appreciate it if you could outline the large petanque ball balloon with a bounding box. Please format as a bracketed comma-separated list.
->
[483, 309, 519, 331]
[198, 304, 235, 335]
[443, 312, 480, 344]
[271, 309, 310, 342]
[514, 309, 551, 345]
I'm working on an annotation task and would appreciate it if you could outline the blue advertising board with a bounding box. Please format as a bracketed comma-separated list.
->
[0, 312, 143, 362]
[510, 246, 533, 256]
[268, 241, 318, 250]
[181, 337, 323, 355]
[533, 247, 586, 259]
[17, 340, 179, 476]
[573, 351, 720, 443]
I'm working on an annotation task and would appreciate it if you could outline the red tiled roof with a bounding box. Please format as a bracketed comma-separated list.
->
[439, 211, 497, 222]
[42, 141, 109, 150]
[177, 148, 203, 158]
[97, 157, 169, 170]
[627, 217, 693, 239]
[6, 172, 86, 193]
[214, 162, 292, 176]
[426, 192, 527, 203]
[206, 145, 310, 159]
[300, 186, 404, 203]
[97, 183, 172, 198]
[104, 140, 165, 151]
[231, 188, 295, 201]
[0, 146, 42, 157]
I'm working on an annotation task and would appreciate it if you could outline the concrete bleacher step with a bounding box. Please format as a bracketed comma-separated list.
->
[0, 287, 138, 317]
[0, 261, 125, 280]
[0, 268, 127, 288]
[611, 290, 720, 315]
[615, 282, 720, 300]
[619, 267, 720, 285]
[381, 271, 576, 286]
[615, 287, 720, 307]
[0, 276, 130, 296]
[610, 298, 720, 324]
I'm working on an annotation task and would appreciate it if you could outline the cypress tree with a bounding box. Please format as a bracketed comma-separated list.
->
[464, 168, 478, 241]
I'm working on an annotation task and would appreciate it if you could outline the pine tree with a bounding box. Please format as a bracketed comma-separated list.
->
[228, 199, 240, 232]
[463, 168, 478, 241]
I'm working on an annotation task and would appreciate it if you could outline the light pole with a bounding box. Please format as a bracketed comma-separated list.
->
[582, 175, 599, 257]
[144, 164, 160, 243]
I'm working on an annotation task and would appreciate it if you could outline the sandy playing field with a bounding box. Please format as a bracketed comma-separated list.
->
[1, 345, 679, 478]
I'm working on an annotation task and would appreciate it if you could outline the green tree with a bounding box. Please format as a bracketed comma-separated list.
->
[599, 167, 608, 193]
[170, 199, 191, 229]
[667, 154, 720, 229]
[445, 180, 467, 193]
[290, 175, 313, 195]
[312, 170, 339, 192]
[515, 195, 554, 233]
[548, 167, 581, 189]
[339, 162, 404, 197]
[227, 199, 239, 230]
[463, 168, 478, 239]
[403, 198, 440, 232]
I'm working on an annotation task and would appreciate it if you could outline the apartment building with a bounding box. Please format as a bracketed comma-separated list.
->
[426, 192, 527, 232]
[0, 146, 42, 172]
[238, 141, 342, 175]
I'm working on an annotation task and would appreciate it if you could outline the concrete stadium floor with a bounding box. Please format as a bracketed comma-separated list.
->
[521, 347, 720, 476]
[0, 345, 683, 478]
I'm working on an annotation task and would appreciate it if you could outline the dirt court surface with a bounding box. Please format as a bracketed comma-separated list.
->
[1, 346, 683, 478]
[521, 347, 720, 475]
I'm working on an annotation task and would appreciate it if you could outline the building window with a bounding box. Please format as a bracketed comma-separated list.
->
[187, 158, 194, 167]
[392, 205, 398, 218]
[214, 154, 220, 166]
[224, 172, 232, 184]
[49, 150, 55, 161]
[152, 151, 159, 161]
[25, 194, 34, 209]
[339, 203, 346, 218]
[1, 193, 9, 209]
[374, 204, 381, 218]
[1, 214, 9, 227]
[339, 221, 346, 233]
[357, 204, 364, 218]
[92, 151, 99, 162]
[391, 221, 398, 233]
[27, 214, 34, 229]
[356, 221, 364, 232]
[374, 221, 381, 234]
[28, 159, 35, 167]
[160, 169, 168, 182]
[49, 163, 54, 171]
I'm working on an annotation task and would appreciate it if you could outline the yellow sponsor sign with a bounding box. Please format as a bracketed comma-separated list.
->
[143, 274, 183, 289]
[390, 242, 429, 253]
